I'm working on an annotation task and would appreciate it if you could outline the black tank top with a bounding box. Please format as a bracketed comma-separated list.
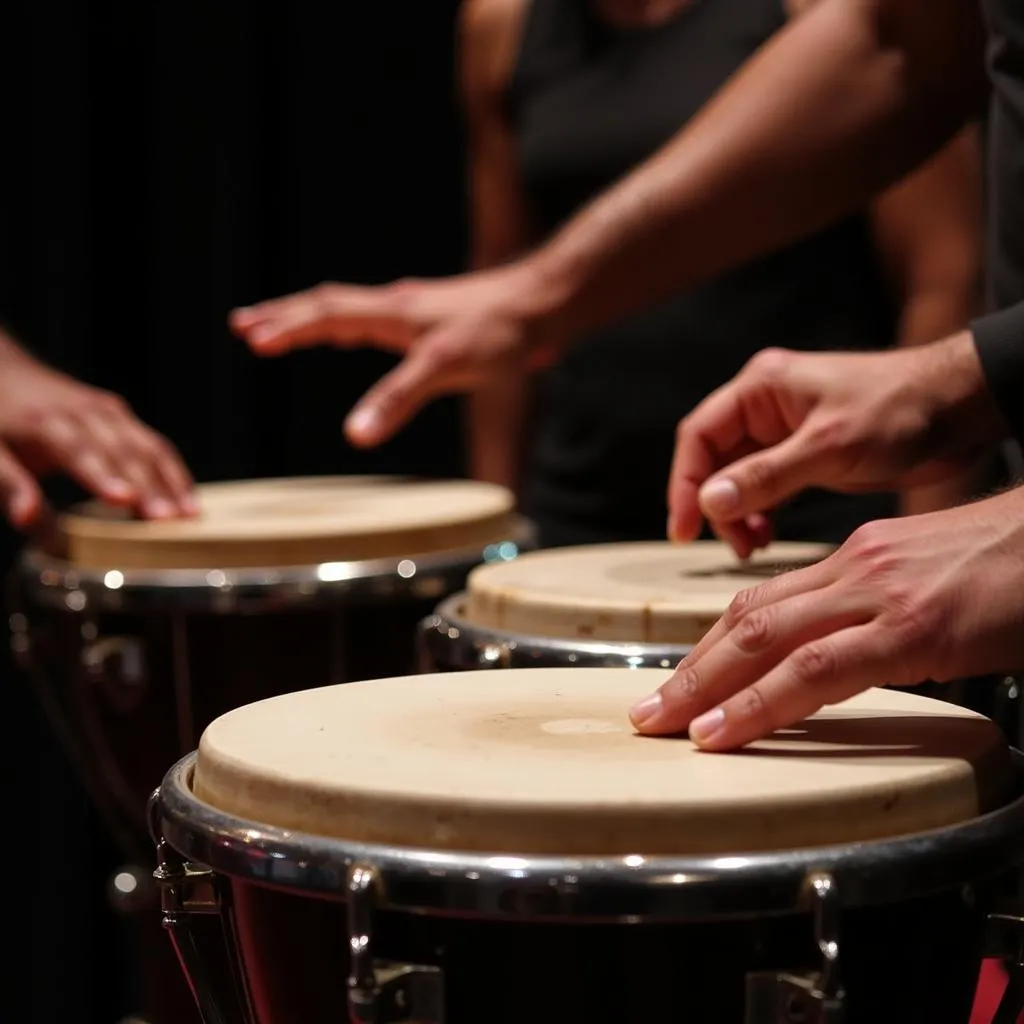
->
[507, 0, 899, 547]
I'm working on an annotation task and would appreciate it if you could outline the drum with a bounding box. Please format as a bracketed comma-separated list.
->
[419, 540, 1023, 750]
[151, 667, 1024, 1024]
[9, 475, 529, 1024]
[419, 540, 832, 670]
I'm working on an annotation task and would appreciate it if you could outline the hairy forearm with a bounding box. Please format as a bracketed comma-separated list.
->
[521, 0, 985, 349]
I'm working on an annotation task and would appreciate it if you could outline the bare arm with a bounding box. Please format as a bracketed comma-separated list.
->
[867, 125, 992, 514]
[234, 0, 990, 451]
[524, 0, 988, 352]
[460, 0, 535, 493]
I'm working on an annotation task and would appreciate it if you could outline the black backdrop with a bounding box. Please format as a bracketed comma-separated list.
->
[2, 5, 466, 1021]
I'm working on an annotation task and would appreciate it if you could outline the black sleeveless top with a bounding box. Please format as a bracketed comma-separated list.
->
[507, 0, 899, 547]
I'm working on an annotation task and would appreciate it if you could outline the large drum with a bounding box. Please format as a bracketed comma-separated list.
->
[9, 475, 528, 1023]
[419, 540, 831, 670]
[151, 667, 1024, 1024]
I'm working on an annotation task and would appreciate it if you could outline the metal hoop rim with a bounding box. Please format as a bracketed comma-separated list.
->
[154, 751, 1024, 922]
[419, 594, 691, 669]
[12, 521, 534, 614]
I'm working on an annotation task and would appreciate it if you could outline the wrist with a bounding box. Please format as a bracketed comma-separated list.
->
[497, 253, 580, 366]
[919, 330, 1007, 450]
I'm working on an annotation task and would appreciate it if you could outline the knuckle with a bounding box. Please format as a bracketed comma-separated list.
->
[747, 346, 792, 383]
[845, 520, 893, 566]
[311, 281, 338, 300]
[96, 390, 129, 415]
[733, 609, 774, 653]
[804, 416, 856, 456]
[310, 282, 341, 311]
[737, 456, 778, 497]
[789, 642, 836, 685]
[661, 667, 702, 709]
[735, 684, 778, 732]
[17, 405, 48, 430]
[384, 277, 422, 312]
[723, 586, 758, 629]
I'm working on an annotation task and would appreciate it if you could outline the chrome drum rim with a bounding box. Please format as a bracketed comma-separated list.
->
[13, 519, 534, 614]
[154, 751, 1024, 922]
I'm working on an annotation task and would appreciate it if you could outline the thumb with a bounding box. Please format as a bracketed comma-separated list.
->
[0, 443, 45, 529]
[698, 427, 828, 525]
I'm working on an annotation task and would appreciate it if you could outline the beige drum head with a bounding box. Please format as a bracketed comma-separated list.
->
[56, 476, 517, 569]
[193, 667, 1013, 856]
[464, 541, 833, 644]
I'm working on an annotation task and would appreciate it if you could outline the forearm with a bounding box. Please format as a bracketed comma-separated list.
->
[521, 0, 985, 350]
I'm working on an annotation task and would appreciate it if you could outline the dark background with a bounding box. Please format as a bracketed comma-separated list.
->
[2, 4, 466, 1020]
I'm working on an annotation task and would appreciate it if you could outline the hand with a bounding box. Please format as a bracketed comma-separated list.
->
[631, 485, 1024, 750]
[230, 262, 565, 447]
[0, 347, 197, 529]
[666, 331, 1005, 558]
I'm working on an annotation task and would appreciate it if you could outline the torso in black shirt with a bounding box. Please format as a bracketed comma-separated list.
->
[983, 0, 1024, 314]
[507, 0, 900, 548]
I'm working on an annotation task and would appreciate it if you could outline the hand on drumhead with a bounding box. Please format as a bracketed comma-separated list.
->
[0, 347, 197, 528]
[633, 487, 1024, 749]
[666, 332, 1003, 559]
[231, 264, 565, 447]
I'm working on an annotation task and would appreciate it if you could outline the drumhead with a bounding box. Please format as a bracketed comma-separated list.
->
[193, 667, 1013, 856]
[56, 476, 517, 569]
[464, 541, 833, 643]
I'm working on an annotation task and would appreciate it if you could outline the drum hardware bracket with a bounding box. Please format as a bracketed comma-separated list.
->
[148, 792, 251, 1024]
[744, 872, 844, 1024]
[347, 864, 445, 1024]
[984, 911, 1024, 1024]
[81, 634, 147, 688]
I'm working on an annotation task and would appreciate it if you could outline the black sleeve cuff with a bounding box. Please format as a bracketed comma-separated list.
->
[971, 301, 1024, 445]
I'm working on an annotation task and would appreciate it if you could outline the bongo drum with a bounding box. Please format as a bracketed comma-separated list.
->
[151, 667, 1024, 1024]
[419, 540, 832, 670]
[9, 476, 528, 1024]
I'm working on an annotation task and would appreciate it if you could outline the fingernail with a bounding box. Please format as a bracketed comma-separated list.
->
[106, 479, 133, 499]
[145, 499, 175, 518]
[181, 495, 200, 516]
[248, 326, 272, 346]
[9, 492, 36, 527]
[630, 691, 663, 729]
[346, 407, 379, 440]
[700, 478, 739, 516]
[689, 707, 725, 744]
[666, 515, 677, 542]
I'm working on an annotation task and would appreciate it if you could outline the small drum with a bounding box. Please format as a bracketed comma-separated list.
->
[151, 667, 1024, 1024]
[9, 476, 528, 1024]
[420, 540, 832, 670]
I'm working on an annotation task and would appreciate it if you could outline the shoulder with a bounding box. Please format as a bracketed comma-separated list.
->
[458, 0, 532, 103]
